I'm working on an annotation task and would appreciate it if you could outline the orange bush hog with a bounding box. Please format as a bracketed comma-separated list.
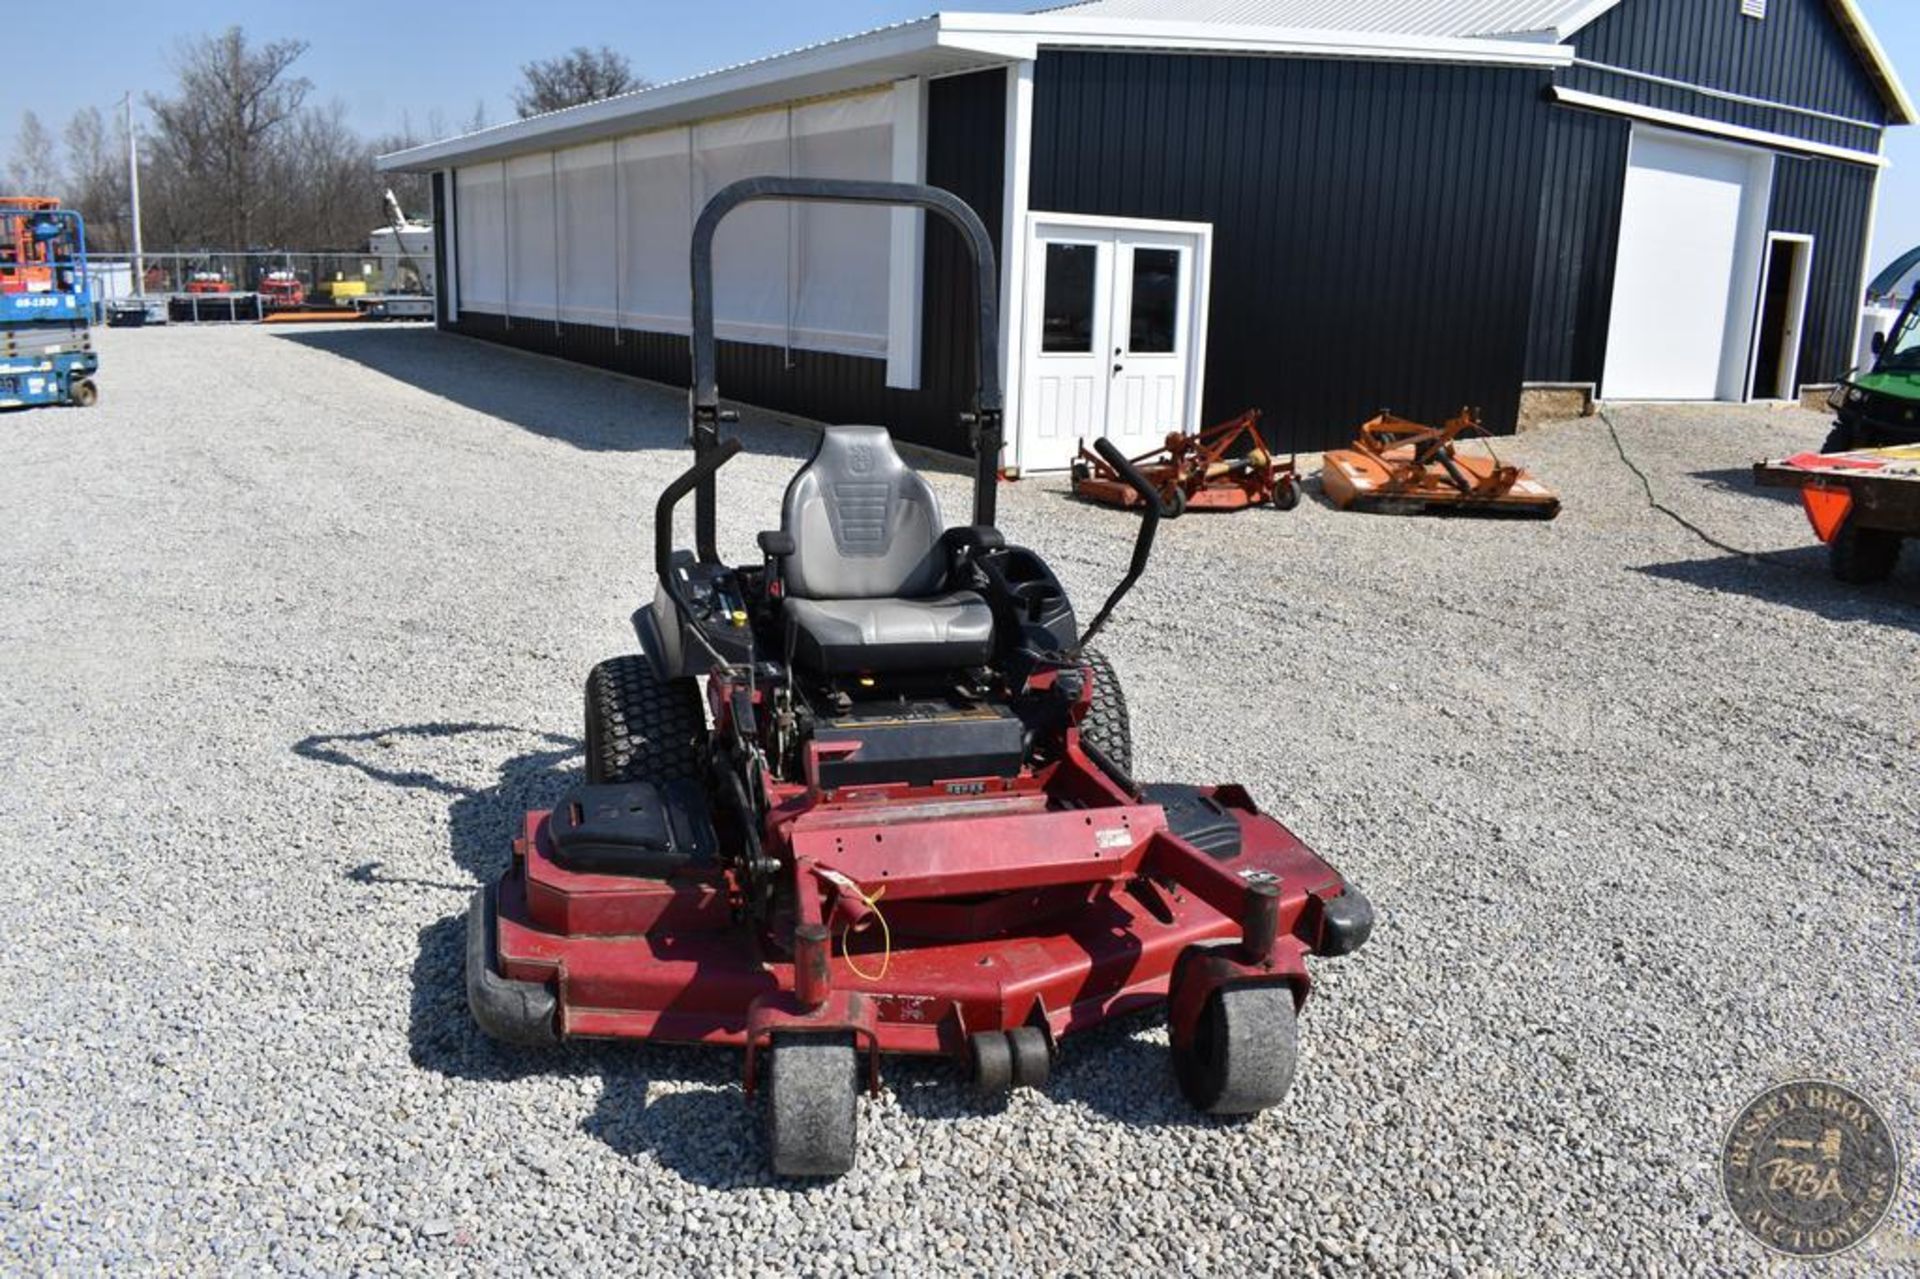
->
[1320, 409, 1560, 518]
[1072, 409, 1300, 515]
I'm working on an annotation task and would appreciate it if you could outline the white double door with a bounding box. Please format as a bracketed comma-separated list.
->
[1019, 217, 1210, 471]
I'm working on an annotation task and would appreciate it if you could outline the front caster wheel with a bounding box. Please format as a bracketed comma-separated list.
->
[1271, 477, 1301, 511]
[765, 1033, 858, 1177]
[1007, 1025, 1051, 1089]
[970, 1031, 1013, 1095]
[1173, 984, 1298, 1116]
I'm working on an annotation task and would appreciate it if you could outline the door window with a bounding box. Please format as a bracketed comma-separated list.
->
[1126, 247, 1181, 353]
[1040, 242, 1098, 353]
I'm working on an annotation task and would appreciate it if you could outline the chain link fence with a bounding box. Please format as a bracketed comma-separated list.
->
[89, 250, 434, 322]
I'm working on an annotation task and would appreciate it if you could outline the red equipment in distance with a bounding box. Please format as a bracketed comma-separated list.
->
[0, 196, 62, 293]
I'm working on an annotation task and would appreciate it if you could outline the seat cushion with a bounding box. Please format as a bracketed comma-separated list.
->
[785, 591, 995, 674]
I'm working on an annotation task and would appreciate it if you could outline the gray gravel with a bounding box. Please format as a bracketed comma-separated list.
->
[2, 322, 1916, 1275]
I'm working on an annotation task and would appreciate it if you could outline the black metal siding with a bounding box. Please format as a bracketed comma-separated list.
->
[1526, 109, 1630, 384]
[1559, 0, 1888, 149]
[430, 171, 450, 330]
[1030, 51, 1550, 450]
[1768, 154, 1876, 383]
[915, 68, 1007, 447]
[438, 68, 1008, 456]
[1527, 0, 1890, 388]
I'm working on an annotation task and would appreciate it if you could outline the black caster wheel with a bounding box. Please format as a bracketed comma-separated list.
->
[1271, 477, 1301, 511]
[970, 1031, 1013, 1095]
[765, 1032, 858, 1177]
[1160, 486, 1187, 519]
[1172, 984, 1298, 1116]
[1007, 1025, 1051, 1089]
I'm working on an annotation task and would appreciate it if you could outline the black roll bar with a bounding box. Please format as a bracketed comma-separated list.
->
[688, 176, 1005, 549]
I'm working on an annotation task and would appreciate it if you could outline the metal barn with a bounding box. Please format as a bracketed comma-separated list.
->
[381, 0, 1913, 463]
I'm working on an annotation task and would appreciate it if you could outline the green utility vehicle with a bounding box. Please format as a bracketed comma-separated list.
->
[1826, 255, 1920, 452]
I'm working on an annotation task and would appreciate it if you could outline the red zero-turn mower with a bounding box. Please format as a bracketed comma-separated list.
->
[466, 177, 1373, 1176]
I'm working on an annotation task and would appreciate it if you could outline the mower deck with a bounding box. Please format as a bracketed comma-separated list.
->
[477, 775, 1366, 1061]
[1073, 410, 1300, 515]
[1320, 410, 1561, 518]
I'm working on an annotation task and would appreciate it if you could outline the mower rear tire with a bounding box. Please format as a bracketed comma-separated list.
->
[1173, 984, 1298, 1116]
[1830, 519, 1901, 584]
[1272, 477, 1301, 511]
[766, 1033, 859, 1177]
[584, 655, 706, 785]
[1079, 648, 1133, 774]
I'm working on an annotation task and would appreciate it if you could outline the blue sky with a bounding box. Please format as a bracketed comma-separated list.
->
[5, 0, 1918, 266]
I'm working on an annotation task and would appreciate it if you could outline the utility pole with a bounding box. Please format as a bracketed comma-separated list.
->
[124, 92, 145, 297]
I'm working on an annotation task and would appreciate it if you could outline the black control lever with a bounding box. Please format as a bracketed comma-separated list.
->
[1073, 437, 1164, 655]
[656, 437, 744, 586]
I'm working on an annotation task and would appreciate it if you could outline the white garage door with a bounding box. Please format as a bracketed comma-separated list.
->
[1603, 129, 1773, 401]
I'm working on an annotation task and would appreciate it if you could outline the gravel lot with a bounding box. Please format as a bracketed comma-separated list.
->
[3, 322, 1916, 1275]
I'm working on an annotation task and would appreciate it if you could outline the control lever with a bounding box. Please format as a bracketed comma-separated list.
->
[1072, 437, 1164, 655]
[656, 437, 743, 585]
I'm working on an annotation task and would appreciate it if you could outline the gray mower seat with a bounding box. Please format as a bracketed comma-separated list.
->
[776, 425, 994, 675]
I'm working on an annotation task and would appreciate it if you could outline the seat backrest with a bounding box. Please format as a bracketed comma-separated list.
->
[782, 426, 946, 600]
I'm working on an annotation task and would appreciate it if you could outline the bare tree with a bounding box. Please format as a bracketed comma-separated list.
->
[513, 46, 644, 118]
[62, 107, 130, 252]
[144, 27, 312, 246]
[279, 100, 383, 249]
[6, 110, 63, 194]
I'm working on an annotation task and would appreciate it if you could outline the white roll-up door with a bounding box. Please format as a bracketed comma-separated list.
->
[469, 89, 898, 355]
[505, 153, 558, 321]
[555, 142, 617, 326]
[454, 164, 506, 312]
[1603, 128, 1773, 401]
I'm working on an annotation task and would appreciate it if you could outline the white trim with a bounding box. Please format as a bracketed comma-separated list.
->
[886, 77, 926, 391]
[1854, 160, 1884, 368]
[1018, 211, 1213, 470]
[935, 14, 1574, 67]
[1747, 232, 1814, 401]
[1000, 61, 1035, 473]
[1570, 57, 1884, 133]
[1549, 87, 1888, 168]
[380, 13, 1571, 172]
[1723, 142, 1776, 402]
